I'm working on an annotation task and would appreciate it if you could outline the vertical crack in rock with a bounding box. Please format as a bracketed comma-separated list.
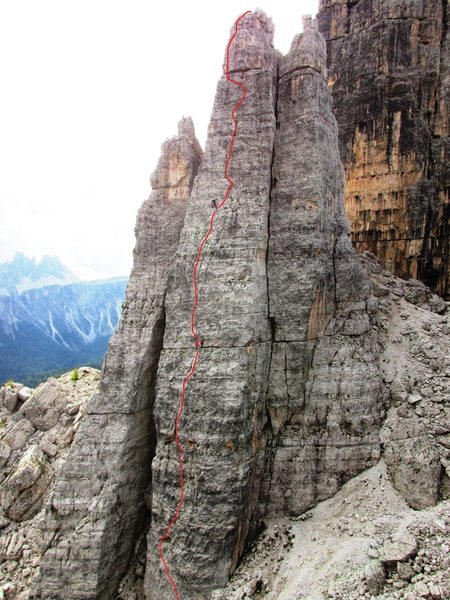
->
[318, 0, 450, 298]
[263, 16, 385, 518]
[332, 236, 338, 307]
[257, 60, 280, 524]
[144, 11, 278, 599]
[266, 59, 280, 324]
[32, 119, 202, 600]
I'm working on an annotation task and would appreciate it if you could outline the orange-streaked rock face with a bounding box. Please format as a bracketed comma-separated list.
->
[318, 0, 450, 298]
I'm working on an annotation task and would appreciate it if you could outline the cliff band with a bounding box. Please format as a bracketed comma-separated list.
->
[318, 0, 450, 298]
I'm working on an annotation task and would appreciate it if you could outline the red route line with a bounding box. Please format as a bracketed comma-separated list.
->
[158, 10, 251, 600]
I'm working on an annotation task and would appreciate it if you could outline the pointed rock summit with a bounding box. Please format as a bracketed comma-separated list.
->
[225, 9, 275, 72]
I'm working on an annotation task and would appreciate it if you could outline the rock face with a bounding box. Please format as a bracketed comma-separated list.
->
[261, 16, 384, 518]
[381, 409, 442, 510]
[209, 257, 450, 600]
[145, 14, 383, 599]
[31, 9, 449, 600]
[210, 461, 450, 600]
[317, 0, 450, 299]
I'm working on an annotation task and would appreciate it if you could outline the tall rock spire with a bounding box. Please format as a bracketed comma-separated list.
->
[145, 10, 278, 599]
[33, 120, 202, 599]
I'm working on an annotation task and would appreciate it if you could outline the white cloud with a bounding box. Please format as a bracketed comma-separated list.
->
[0, 0, 319, 279]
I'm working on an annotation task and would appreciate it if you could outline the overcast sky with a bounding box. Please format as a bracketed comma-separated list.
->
[0, 0, 319, 280]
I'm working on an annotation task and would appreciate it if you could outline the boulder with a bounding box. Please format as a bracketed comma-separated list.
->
[19, 380, 66, 431]
[2, 418, 35, 451]
[0, 445, 53, 521]
[18, 387, 34, 402]
[364, 561, 386, 595]
[379, 531, 417, 564]
[4, 388, 19, 412]
[381, 409, 442, 509]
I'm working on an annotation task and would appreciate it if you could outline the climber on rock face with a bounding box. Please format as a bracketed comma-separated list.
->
[211, 199, 218, 209]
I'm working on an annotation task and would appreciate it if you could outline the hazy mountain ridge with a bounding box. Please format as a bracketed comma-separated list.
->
[0, 252, 79, 296]
[0, 255, 128, 385]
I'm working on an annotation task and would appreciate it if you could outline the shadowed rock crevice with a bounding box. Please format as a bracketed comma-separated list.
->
[253, 55, 280, 533]
[264, 15, 384, 518]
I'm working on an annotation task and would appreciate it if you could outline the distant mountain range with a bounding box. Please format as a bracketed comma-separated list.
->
[0, 253, 128, 386]
[0, 252, 79, 295]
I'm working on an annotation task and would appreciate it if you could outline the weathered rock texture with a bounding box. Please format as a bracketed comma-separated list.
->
[30, 9, 449, 600]
[0, 368, 100, 599]
[143, 14, 384, 599]
[32, 121, 202, 599]
[261, 17, 384, 519]
[1, 445, 53, 521]
[210, 462, 450, 600]
[145, 12, 278, 599]
[363, 252, 449, 512]
[318, 0, 450, 299]
[211, 260, 450, 600]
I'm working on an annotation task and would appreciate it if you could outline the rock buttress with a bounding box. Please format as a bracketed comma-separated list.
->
[144, 11, 278, 599]
[32, 120, 202, 600]
[318, 0, 450, 298]
[260, 17, 385, 517]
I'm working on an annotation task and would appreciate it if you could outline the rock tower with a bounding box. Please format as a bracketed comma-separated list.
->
[32, 10, 448, 600]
